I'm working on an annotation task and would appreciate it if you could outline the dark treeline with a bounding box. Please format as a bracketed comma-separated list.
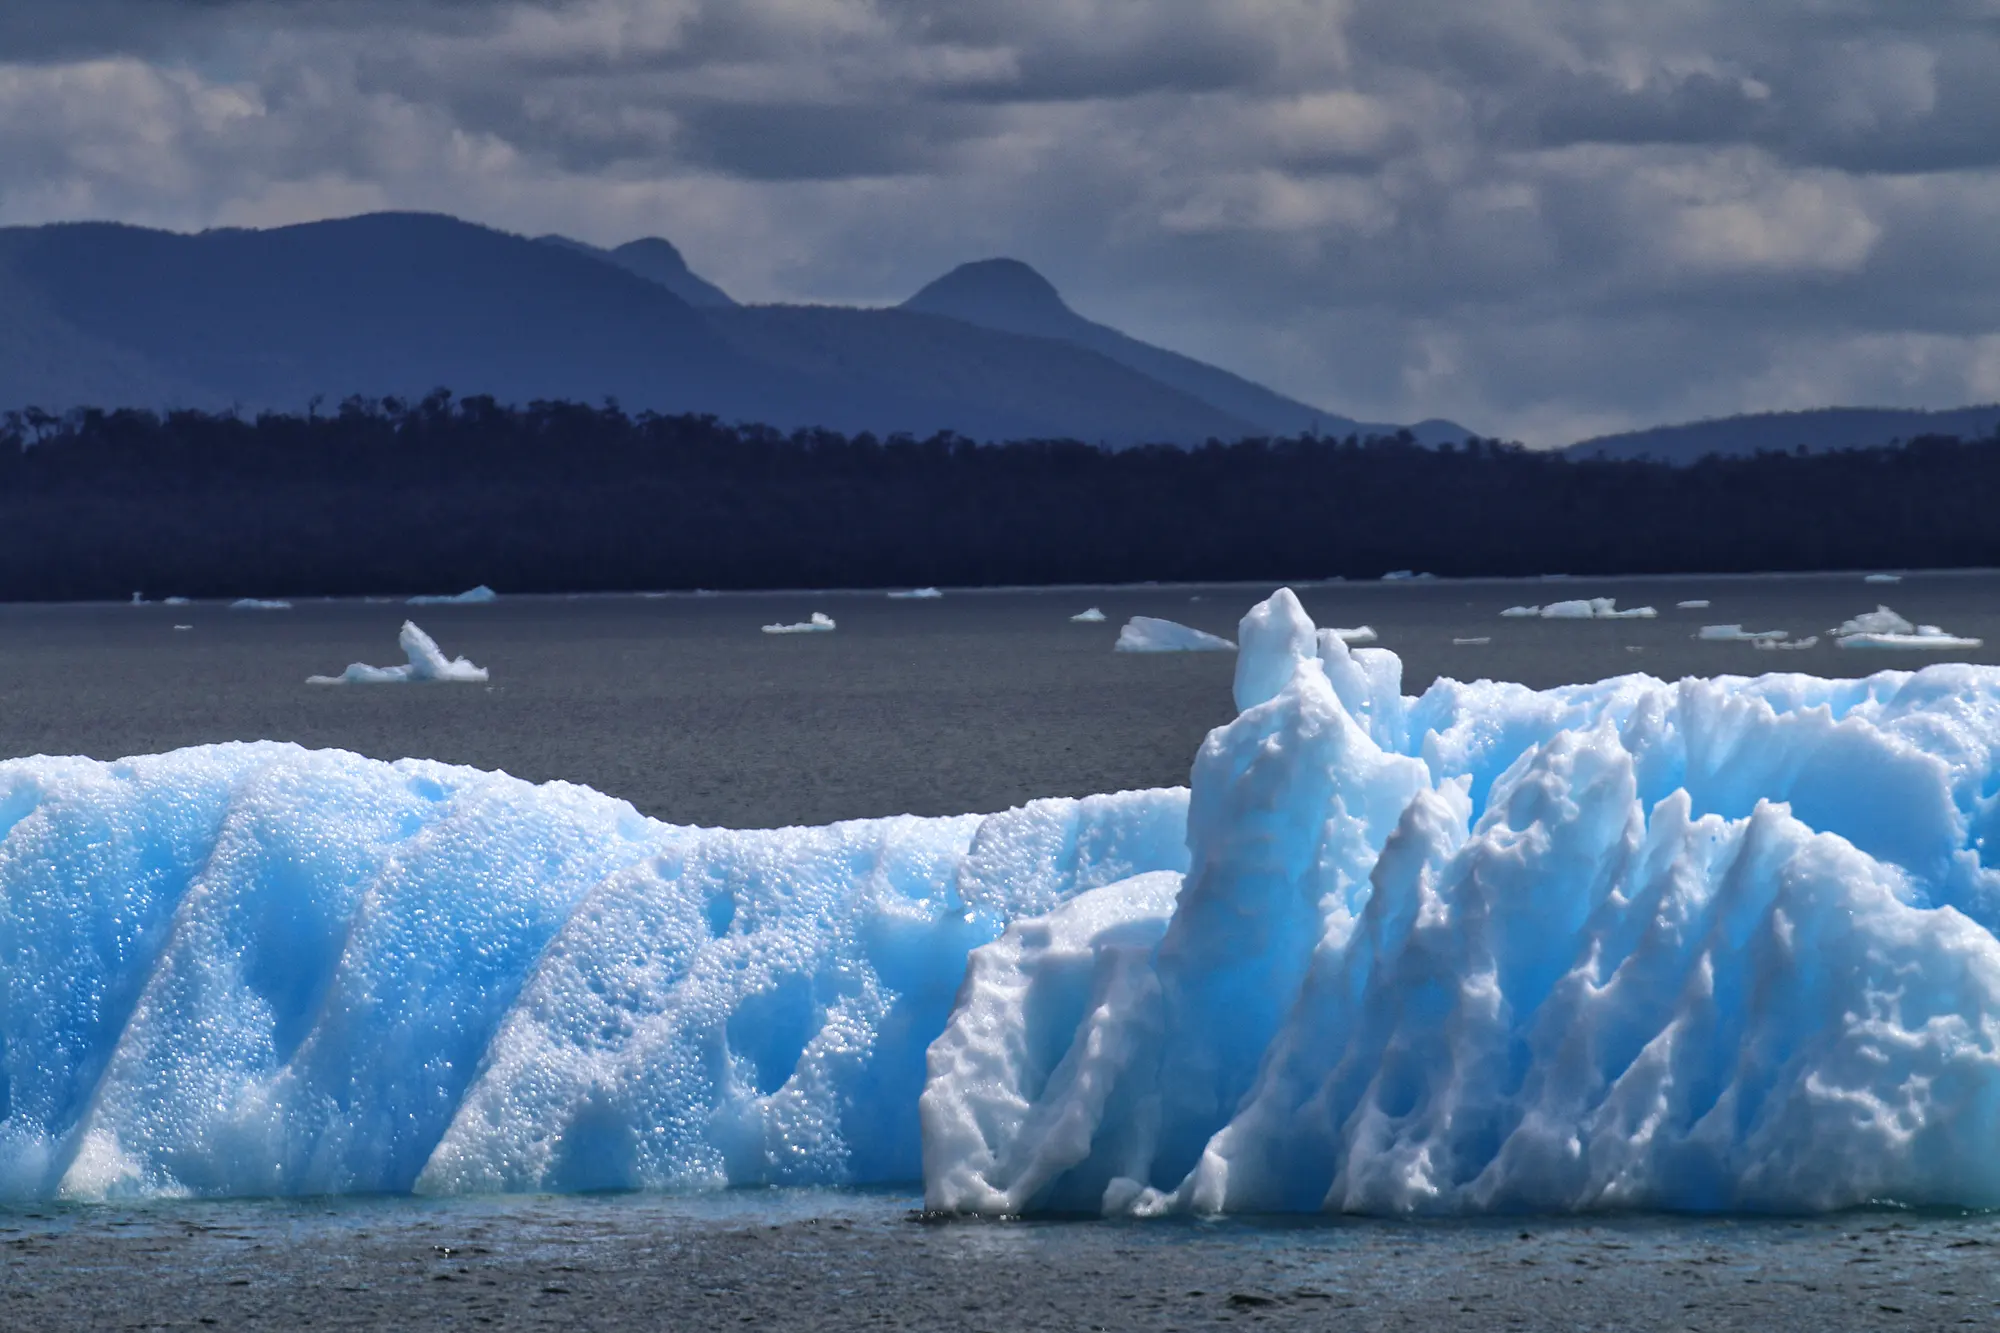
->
[4, 393, 1998, 601]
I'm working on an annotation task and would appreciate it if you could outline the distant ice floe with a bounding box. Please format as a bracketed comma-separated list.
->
[1326, 626, 1377, 645]
[888, 588, 944, 600]
[1756, 636, 1820, 651]
[1503, 598, 1656, 620]
[1699, 625, 1791, 643]
[230, 598, 292, 611]
[308, 621, 489, 685]
[1380, 570, 1435, 582]
[1865, 573, 1904, 584]
[164, 597, 189, 606]
[763, 612, 836, 635]
[1452, 637, 1490, 646]
[1071, 608, 1108, 623]
[1834, 606, 1982, 651]
[172, 625, 193, 632]
[1115, 617, 1236, 652]
[408, 585, 498, 606]
[1677, 600, 1711, 609]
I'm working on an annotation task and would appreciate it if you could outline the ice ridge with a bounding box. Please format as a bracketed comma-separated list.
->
[921, 587, 2000, 1216]
[0, 748, 1185, 1201]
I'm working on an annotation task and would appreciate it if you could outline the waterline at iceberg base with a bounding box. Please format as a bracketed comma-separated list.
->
[6, 590, 2000, 1215]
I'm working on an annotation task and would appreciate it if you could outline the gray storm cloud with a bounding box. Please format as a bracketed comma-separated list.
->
[2, 0, 1998, 444]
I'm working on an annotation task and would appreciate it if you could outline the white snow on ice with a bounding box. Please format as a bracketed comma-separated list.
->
[763, 613, 836, 635]
[307, 622, 489, 685]
[1114, 618, 1236, 652]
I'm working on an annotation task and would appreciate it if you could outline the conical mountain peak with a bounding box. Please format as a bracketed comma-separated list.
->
[902, 258, 1079, 337]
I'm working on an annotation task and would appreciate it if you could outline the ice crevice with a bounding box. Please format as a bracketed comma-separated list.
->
[9, 588, 2000, 1214]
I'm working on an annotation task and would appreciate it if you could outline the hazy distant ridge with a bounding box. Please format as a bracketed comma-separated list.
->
[0, 211, 1457, 448]
[1568, 405, 2000, 463]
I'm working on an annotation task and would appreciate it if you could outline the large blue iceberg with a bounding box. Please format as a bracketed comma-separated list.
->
[6, 587, 2000, 1214]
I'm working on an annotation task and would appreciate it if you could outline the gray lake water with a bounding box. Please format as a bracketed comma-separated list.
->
[4, 571, 1994, 828]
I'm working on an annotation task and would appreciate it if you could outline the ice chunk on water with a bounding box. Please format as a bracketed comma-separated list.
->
[1836, 605, 1915, 637]
[1677, 600, 1710, 609]
[1699, 625, 1790, 642]
[1832, 605, 1982, 651]
[1865, 573, 1904, 584]
[307, 621, 489, 685]
[1114, 617, 1236, 652]
[922, 587, 2000, 1217]
[1327, 626, 1377, 644]
[22, 586, 2000, 1213]
[1507, 599, 1656, 620]
[1453, 637, 1490, 646]
[1071, 608, 1108, 623]
[1755, 635, 1820, 650]
[762, 612, 836, 635]
[0, 749, 1187, 1201]
[408, 585, 498, 606]
[230, 598, 291, 611]
[888, 588, 943, 600]
[1839, 628, 1983, 650]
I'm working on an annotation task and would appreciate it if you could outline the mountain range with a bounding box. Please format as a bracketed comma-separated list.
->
[0, 211, 1463, 447]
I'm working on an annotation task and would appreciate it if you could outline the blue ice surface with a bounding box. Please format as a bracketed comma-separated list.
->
[0, 744, 1183, 1202]
[12, 587, 2000, 1215]
[924, 589, 2000, 1215]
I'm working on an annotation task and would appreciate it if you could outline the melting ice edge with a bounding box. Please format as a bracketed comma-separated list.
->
[8, 588, 2000, 1215]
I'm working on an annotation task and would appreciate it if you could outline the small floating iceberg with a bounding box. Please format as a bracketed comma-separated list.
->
[1865, 573, 1904, 585]
[230, 598, 292, 611]
[1699, 625, 1791, 643]
[1832, 605, 1982, 651]
[1452, 637, 1490, 646]
[1114, 617, 1236, 652]
[1677, 600, 1711, 609]
[408, 585, 498, 606]
[1071, 607, 1108, 623]
[1326, 626, 1377, 645]
[763, 612, 836, 635]
[888, 588, 944, 600]
[1755, 635, 1820, 651]
[308, 621, 489, 685]
[1380, 570, 1435, 582]
[1504, 599, 1656, 620]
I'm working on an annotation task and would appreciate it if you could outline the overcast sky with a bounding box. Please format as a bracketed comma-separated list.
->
[4, 1, 1999, 444]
